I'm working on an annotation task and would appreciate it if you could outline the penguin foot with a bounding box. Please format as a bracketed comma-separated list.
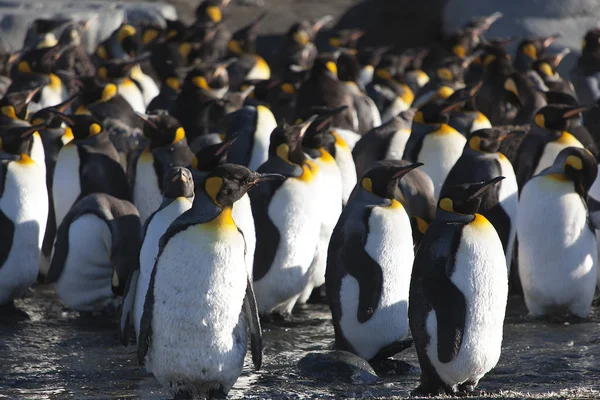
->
[306, 285, 328, 304]
[456, 380, 486, 396]
[0, 301, 30, 322]
[370, 358, 415, 377]
[410, 383, 450, 397]
[260, 312, 295, 327]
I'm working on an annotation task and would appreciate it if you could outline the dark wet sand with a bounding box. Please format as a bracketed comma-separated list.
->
[1, 285, 599, 399]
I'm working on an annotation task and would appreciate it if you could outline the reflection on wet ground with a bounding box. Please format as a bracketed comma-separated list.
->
[1, 285, 599, 399]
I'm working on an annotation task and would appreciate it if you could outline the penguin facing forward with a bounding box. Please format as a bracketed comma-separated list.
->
[327, 161, 422, 363]
[514, 104, 587, 191]
[223, 103, 277, 171]
[518, 147, 598, 318]
[250, 117, 323, 317]
[0, 130, 49, 314]
[119, 167, 194, 345]
[47, 193, 140, 312]
[133, 111, 194, 224]
[137, 164, 271, 399]
[441, 128, 518, 273]
[409, 177, 508, 395]
[52, 114, 131, 228]
[402, 100, 468, 200]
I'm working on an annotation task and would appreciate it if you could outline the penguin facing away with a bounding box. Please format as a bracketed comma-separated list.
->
[327, 161, 422, 362]
[409, 177, 508, 395]
[0, 144, 48, 311]
[47, 193, 141, 312]
[137, 164, 273, 399]
[518, 147, 598, 318]
[119, 167, 194, 345]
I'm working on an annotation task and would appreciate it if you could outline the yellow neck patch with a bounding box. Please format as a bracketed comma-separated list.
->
[62, 127, 74, 144]
[204, 206, 237, 231]
[192, 76, 210, 90]
[228, 40, 243, 54]
[375, 68, 391, 81]
[142, 29, 159, 45]
[89, 123, 102, 136]
[296, 160, 319, 182]
[565, 155, 583, 170]
[276, 143, 293, 164]
[178, 42, 192, 58]
[436, 85, 454, 100]
[96, 45, 108, 60]
[329, 37, 342, 48]
[400, 83, 414, 105]
[102, 83, 117, 102]
[172, 127, 185, 144]
[1, 105, 17, 119]
[522, 43, 537, 60]
[325, 61, 338, 77]
[319, 147, 335, 163]
[18, 153, 35, 165]
[538, 62, 553, 77]
[437, 68, 453, 82]
[452, 44, 466, 58]
[76, 105, 90, 115]
[547, 173, 569, 182]
[165, 77, 180, 91]
[414, 111, 424, 124]
[331, 131, 348, 148]
[293, 31, 309, 46]
[555, 131, 581, 146]
[97, 67, 108, 80]
[434, 123, 459, 136]
[388, 198, 403, 209]
[439, 197, 454, 212]
[118, 25, 137, 43]
[415, 216, 429, 234]
[534, 113, 545, 128]
[205, 176, 223, 205]
[361, 177, 373, 193]
[468, 136, 482, 152]
[49, 73, 62, 89]
[470, 213, 492, 228]
[281, 82, 296, 95]
[206, 6, 222, 23]
[18, 61, 32, 73]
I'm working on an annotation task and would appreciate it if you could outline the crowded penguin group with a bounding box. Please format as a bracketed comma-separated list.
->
[3, 2, 600, 398]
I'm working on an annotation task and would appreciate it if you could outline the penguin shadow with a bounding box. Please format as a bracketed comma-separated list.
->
[60, 303, 120, 330]
[0, 301, 31, 323]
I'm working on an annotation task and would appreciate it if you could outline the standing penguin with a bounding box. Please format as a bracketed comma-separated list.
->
[137, 164, 271, 399]
[571, 28, 600, 105]
[0, 127, 49, 315]
[132, 111, 194, 224]
[514, 104, 587, 191]
[119, 167, 194, 345]
[446, 83, 492, 136]
[52, 114, 131, 228]
[251, 117, 323, 317]
[330, 128, 357, 206]
[326, 161, 422, 364]
[47, 193, 140, 312]
[402, 101, 468, 199]
[223, 104, 277, 171]
[518, 147, 598, 318]
[409, 177, 508, 395]
[441, 128, 518, 272]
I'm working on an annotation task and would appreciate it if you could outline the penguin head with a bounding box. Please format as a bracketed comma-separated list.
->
[532, 48, 570, 80]
[96, 58, 139, 81]
[137, 110, 185, 148]
[0, 88, 41, 121]
[58, 21, 87, 47]
[162, 166, 195, 198]
[287, 21, 314, 47]
[312, 53, 339, 79]
[115, 24, 140, 58]
[467, 128, 505, 153]
[195, 0, 228, 25]
[439, 177, 505, 215]
[533, 104, 592, 132]
[517, 34, 560, 66]
[166, 19, 190, 43]
[478, 43, 512, 72]
[301, 106, 345, 153]
[360, 161, 424, 200]
[53, 114, 103, 140]
[76, 78, 119, 106]
[544, 91, 579, 107]
[183, 61, 231, 93]
[192, 134, 238, 172]
[15, 44, 69, 75]
[336, 50, 361, 83]
[204, 163, 283, 207]
[414, 98, 465, 125]
[435, 56, 466, 86]
[582, 29, 600, 58]
[140, 23, 164, 48]
[328, 29, 365, 50]
[228, 12, 267, 55]
[29, 94, 78, 129]
[0, 124, 46, 155]
[448, 11, 503, 57]
[269, 116, 316, 166]
[547, 147, 597, 197]
[445, 81, 482, 112]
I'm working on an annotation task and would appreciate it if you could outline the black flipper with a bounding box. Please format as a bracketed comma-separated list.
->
[137, 258, 156, 366]
[0, 161, 14, 269]
[118, 268, 139, 346]
[244, 276, 263, 370]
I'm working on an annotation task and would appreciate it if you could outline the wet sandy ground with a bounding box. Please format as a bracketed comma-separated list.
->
[1, 285, 600, 399]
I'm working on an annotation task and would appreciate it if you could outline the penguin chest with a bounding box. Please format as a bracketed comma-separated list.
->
[359, 65, 374, 89]
[149, 224, 247, 388]
[232, 193, 255, 278]
[131, 67, 160, 105]
[517, 177, 597, 315]
[339, 203, 414, 360]
[311, 154, 343, 228]
[426, 215, 507, 385]
[246, 56, 271, 81]
[53, 144, 82, 227]
[496, 155, 519, 264]
[469, 112, 492, 133]
[382, 96, 410, 123]
[534, 138, 584, 175]
[332, 128, 361, 150]
[0, 160, 48, 302]
[248, 106, 277, 171]
[333, 139, 357, 206]
[32, 133, 46, 179]
[39, 77, 68, 108]
[53, 214, 114, 311]
[419, 133, 467, 199]
[134, 197, 192, 337]
[134, 154, 163, 224]
[118, 80, 146, 113]
[384, 129, 411, 161]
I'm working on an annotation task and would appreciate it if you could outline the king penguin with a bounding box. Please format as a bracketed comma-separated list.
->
[518, 147, 598, 318]
[132, 111, 194, 224]
[137, 164, 272, 399]
[52, 114, 131, 228]
[571, 28, 600, 105]
[326, 161, 422, 364]
[250, 117, 323, 318]
[441, 128, 518, 273]
[0, 127, 49, 315]
[119, 166, 194, 345]
[409, 177, 508, 395]
[47, 193, 140, 312]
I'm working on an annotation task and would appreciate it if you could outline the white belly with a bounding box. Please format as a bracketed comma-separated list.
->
[253, 178, 321, 315]
[418, 134, 467, 200]
[534, 140, 584, 175]
[232, 193, 255, 278]
[384, 128, 411, 161]
[590, 166, 600, 290]
[53, 144, 81, 228]
[134, 154, 163, 225]
[339, 204, 413, 360]
[426, 216, 507, 386]
[148, 224, 247, 395]
[497, 155, 518, 271]
[247, 106, 276, 171]
[134, 197, 192, 338]
[382, 97, 410, 123]
[32, 133, 46, 179]
[333, 142, 357, 206]
[54, 214, 115, 311]
[0, 160, 48, 304]
[132, 69, 160, 106]
[518, 177, 597, 318]
[119, 81, 146, 113]
[333, 128, 361, 150]
[39, 84, 68, 108]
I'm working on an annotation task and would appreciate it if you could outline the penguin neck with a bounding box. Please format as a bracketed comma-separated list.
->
[355, 186, 393, 207]
[160, 195, 193, 209]
[189, 188, 227, 224]
[435, 208, 475, 224]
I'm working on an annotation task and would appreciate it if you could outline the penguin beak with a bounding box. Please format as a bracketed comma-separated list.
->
[295, 114, 318, 144]
[543, 33, 561, 49]
[215, 134, 239, 156]
[240, 84, 255, 100]
[52, 112, 75, 126]
[468, 81, 484, 97]
[213, 58, 236, 78]
[172, 168, 188, 183]
[312, 15, 334, 35]
[52, 92, 79, 113]
[24, 87, 41, 105]
[392, 162, 424, 179]
[21, 124, 47, 138]
[563, 105, 596, 119]
[466, 176, 505, 200]
[250, 173, 285, 185]
[552, 48, 571, 67]
[135, 112, 159, 131]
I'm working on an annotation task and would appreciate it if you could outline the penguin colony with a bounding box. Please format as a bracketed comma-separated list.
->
[2, 2, 600, 398]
